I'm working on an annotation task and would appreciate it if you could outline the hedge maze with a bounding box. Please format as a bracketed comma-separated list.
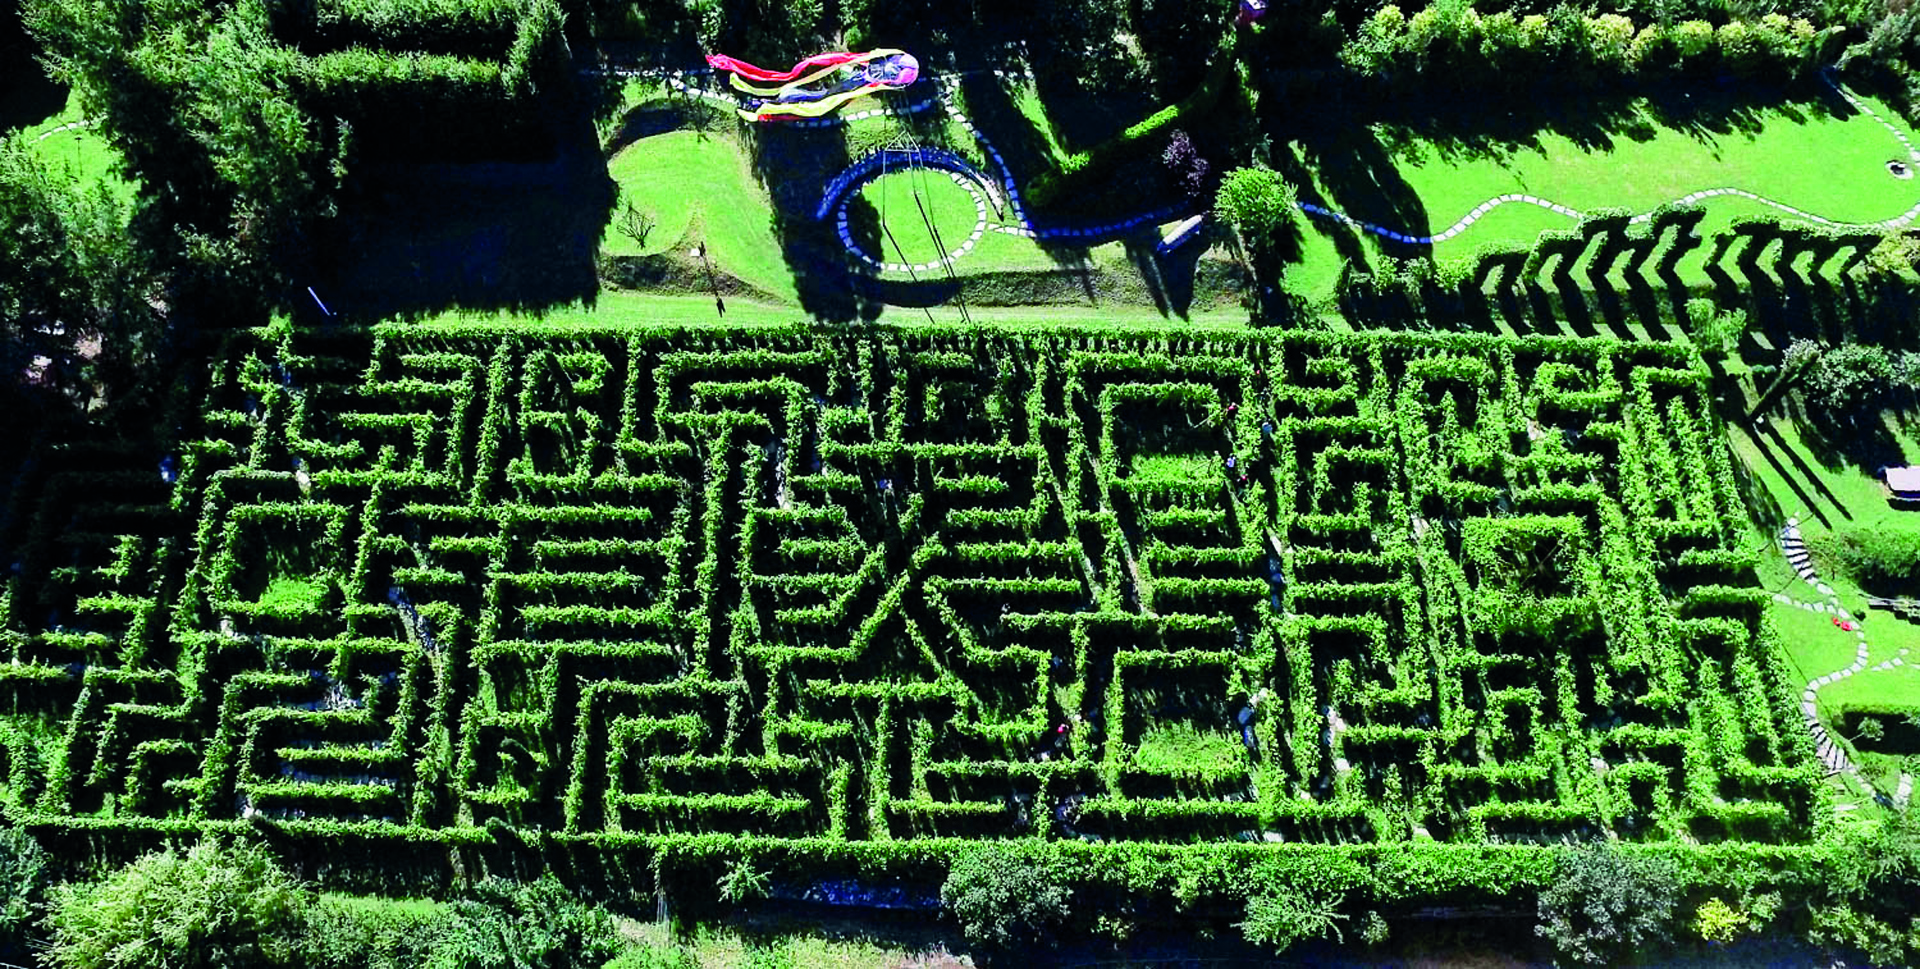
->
[0, 323, 1821, 855]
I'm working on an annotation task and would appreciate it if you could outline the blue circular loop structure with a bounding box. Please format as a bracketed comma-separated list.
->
[815, 146, 1000, 221]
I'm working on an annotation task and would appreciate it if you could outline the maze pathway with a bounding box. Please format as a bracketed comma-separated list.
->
[0, 326, 1820, 854]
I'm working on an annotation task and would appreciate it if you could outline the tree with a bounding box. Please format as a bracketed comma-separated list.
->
[1747, 337, 1821, 421]
[941, 845, 1072, 951]
[716, 858, 770, 904]
[1162, 130, 1211, 205]
[1857, 716, 1888, 746]
[1803, 342, 1895, 418]
[1807, 526, 1920, 593]
[1686, 298, 1747, 358]
[0, 132, 159, 412]
[1238, 883, 1349, 955]
[617, 199, 657, 249]
[1809, 809, 1920, 965]
[1535, 847, 1681, 967]
[1214, 166, 1298, 258]
[44, 840, 308, 969]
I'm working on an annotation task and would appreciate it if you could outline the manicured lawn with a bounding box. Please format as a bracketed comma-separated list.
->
[606, 124, 1245, 317]
[1404, 95, 1919, 247]
[19, 93, 136, 204]
[1729, 398, 1920, 729]
[1770, 599, 1862, 687]
[1731, 408, 1920, 561]
[857, 169, 985, 266]
[605, 130, 799, 303]
[1283, 90, 1920, 296]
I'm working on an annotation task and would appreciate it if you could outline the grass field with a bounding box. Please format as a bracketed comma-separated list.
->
[604, 120, 1243, 318]
[1733, 396, 1920, 800]
[606, 130, 799, 303]
[18, 94, 135, 203]
[1284, 89, 1920, 297]
[857, 170, 986, 266]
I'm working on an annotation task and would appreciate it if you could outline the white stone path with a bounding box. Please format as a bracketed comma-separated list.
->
[623, 65, 1920, 273]
[34, 119, 94, 142]
[1301, 71, 1920, 244]
[1776, 517, 1912, 789]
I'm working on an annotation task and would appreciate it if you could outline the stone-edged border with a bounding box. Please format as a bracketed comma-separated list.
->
[1777, 517, 1912, 787]
[814, 75, 1193, 274]
[634, 65, 1918, 275]
[1299, 71, 1920, 243]
[836, 169, 990, 274]
[34, 119, 95, 142]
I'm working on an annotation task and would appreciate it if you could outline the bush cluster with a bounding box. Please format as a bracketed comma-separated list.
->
[38, 839, 633, 969]
[1342, 4, 1825, 91]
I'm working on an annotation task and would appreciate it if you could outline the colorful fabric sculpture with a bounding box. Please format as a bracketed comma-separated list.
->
[705, 49, 920, 122]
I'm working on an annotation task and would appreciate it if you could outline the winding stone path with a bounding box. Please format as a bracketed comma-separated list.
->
[33, 119, 94, 142]
[1300, 71, 1920, 243]
[1776, 517, 1911, 786]
[629, 63, 1919, 273]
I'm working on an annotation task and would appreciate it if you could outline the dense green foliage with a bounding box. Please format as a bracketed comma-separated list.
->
[0, 132, 158, 412]
[0, 828, 49, 951]
[41, 843, 629, 969]
[300, 893, 452, 969]
[1215, 167, 1298, 256]
[429, 876, 623, 969]
[1237, 881, 1349, 954]
[44, 841, 307, 969]
[1808, 526, 1920, 592]
[1534, 847, 1682, 966]
[940, 845, 1073, 950]
[20, 0, 569, 317]
[0, 321, 1822, 968]
[11, 0, 1920, 959]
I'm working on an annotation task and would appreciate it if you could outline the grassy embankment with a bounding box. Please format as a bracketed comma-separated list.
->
[1728, 391, 1920, 798]
[1284, 91, 1920, 299]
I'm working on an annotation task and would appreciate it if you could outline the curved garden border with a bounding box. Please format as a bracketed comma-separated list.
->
[1776, 517, 1913, 791]
[1301, 72, 1920, 243]
[646, 63, 1919, 273]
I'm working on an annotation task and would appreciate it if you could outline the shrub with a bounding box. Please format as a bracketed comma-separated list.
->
[1215, 166, 1298, 256]
[44, 840, 308, 969]
[941, 845, 1072, 951]
[426, 875, 622, 969]
[1802, 342, 1894, 416]
[0, 827, 48, 951]
[1534, 847, 1681, 967]
[1807, 526, 1920, 592]
[1692, 891, 1778, 943]
[1686, 299, 1747, 357]
[1163, 129, 1212, 205]
[300, 894, 455, 969]
[1238, 882, 1349, 955]
[603, 943, 701, 969]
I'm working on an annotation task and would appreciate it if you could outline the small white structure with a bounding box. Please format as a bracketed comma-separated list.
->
[1884, 466, 1920, 501]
